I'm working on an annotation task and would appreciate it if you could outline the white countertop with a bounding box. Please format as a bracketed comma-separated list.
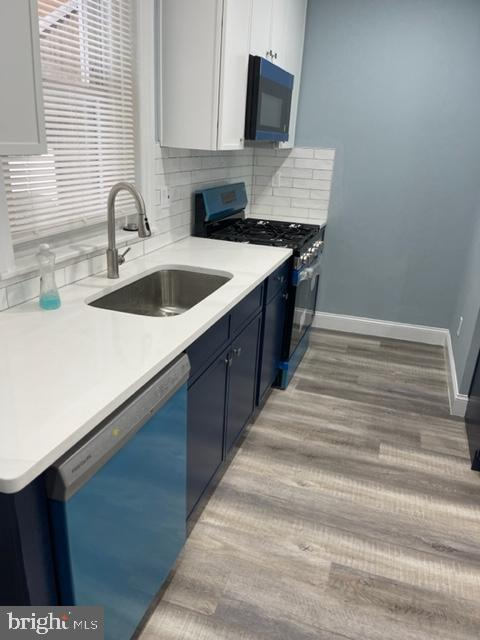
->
[0, 237, 291, 493]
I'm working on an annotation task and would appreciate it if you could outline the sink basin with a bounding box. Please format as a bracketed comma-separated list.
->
[89, 268, 232, 317]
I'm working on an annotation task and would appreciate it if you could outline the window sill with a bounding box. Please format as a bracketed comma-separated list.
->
[0, 227, 148, 287]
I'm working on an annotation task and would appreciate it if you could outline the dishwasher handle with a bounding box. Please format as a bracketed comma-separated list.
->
[47, 353, 190, 502]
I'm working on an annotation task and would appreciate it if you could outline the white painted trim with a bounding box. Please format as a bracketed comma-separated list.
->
[445, 332, 469, 417]
[313, 311, 447, 345]
[0, 172, 15, 277]
[135, 0, 156, 220]
[313, 311, 468, 417]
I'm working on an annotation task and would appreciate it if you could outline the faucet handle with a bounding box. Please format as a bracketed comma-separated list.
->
[118, 247, 131, 265]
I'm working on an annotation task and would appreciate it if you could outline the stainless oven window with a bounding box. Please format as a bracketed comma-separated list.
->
[289, 265, 320, 358]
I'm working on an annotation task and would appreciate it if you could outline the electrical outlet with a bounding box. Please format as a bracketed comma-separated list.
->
[272, 171, 282, 188]
[160, 187, 170, 208]
[457, 316, 464, 337]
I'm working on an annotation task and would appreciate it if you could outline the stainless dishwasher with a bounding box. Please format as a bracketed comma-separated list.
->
[47, 354, 190, 640]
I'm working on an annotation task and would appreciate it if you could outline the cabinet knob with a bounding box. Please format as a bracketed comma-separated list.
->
[274, 52, 278, 59]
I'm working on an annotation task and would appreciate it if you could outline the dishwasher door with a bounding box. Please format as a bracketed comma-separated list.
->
[47, 354, 190, 640]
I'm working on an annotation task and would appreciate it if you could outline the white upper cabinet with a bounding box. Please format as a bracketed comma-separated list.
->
[250, 0, 307, 148]
[250, 0, 274, 60]
[0, 0, 46, 156]
[278, 0, 308, 148]
[160, 0, 253, 151]
[159, 0, 306, 151]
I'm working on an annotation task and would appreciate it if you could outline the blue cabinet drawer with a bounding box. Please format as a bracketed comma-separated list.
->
[230, 284, 264, 337]
[265, 260, 290, 302]
[187, 314, 230, 384]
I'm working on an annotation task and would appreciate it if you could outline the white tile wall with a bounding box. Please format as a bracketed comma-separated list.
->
[0, 146, 254, 310]
[0, 145, 334, 310]
[249, 146, 335, 225]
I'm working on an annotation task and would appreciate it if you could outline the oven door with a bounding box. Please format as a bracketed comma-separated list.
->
[288, 258, 321, 358]
[245, 56, 294, 142]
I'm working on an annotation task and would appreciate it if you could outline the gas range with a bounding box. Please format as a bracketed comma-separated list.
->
[194, 181, 326, 392]
[194, 183, 324, 269]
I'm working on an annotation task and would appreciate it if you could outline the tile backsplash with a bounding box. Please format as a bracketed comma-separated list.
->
[250, 146, 334, 225]
[0, 145, 334, 309]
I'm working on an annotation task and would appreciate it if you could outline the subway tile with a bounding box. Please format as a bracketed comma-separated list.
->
[250, 204, 273, 217]
[253, 185, 273, 197]
[253, 165, 276, 177]
[267, 206, 310, 218]
[166, 171, 193, 187]
[201, 156, 228, 170]
[166, 148, 192, 158]
[7, 276, 39, 307]
[314, 148, 336, 160]
[293, 178, 331, 192]
[162, 158, 182, 174]
[294, 158, 334, 170]
[312, 170, 333, 181]
[288, 147, 315, 159]
[64, 254, 106, 284]
[309, 189, 331, 201]
[280, 167, 313, 179]
[143, 233, 166, 255]
[309, 211, 328, 223]
[180, 157, 203, 171]
[253, 195, 291, 208]
[274, 187, 310, 199]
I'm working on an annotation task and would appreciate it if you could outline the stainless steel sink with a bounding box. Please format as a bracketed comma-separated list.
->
[89, 268, 232, 317]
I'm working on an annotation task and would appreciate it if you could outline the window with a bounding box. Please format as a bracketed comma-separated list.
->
[2, 0, 135, 244]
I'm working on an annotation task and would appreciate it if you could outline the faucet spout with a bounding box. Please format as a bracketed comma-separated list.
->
[106, 182, 151, 278]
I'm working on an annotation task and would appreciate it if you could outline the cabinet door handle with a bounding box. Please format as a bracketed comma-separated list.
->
[283, 292, 289, 300]
[274, 52, 278, 60]
[224, 354, 233, 367]
[233, 347, 242, 358]
[276, 275, 285, 284]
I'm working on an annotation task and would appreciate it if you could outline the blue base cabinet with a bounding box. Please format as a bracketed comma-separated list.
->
[186, 260, 290, 517]
[187, 350, 229, 514]
[225, 314, 262, 453]
[186, 292, 263, 516]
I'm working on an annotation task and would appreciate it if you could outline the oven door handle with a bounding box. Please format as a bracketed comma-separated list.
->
[294, 258, 321, 285]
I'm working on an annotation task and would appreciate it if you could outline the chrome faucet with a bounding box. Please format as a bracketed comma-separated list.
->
[106, 182, 151, 279]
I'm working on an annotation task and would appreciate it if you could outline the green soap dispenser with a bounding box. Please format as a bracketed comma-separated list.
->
[36, 243, 61, 310]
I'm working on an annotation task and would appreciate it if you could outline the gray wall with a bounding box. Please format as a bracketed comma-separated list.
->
[449, 209, 480, 394]
[296, 0, 480, 332]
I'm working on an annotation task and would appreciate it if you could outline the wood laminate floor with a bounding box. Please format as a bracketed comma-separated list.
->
[139, 329, 480, 640]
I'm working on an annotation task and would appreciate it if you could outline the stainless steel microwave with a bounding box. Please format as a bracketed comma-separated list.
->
[245, 55, 294, 143]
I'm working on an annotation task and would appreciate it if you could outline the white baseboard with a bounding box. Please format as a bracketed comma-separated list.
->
[313, 312, 468, 417]
[445, 332, 469, 418]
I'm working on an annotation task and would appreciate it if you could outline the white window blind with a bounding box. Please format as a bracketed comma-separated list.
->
[2, 0, 135, 243]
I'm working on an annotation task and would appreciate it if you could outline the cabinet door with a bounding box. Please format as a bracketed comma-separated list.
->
[258, 288, 287, 405]
[217, 0, 253, 150]
[250, 0, 274, 59]
[160, 0, 223, 150]
[0, 0, 46, 155]
[187, 352, 228, 515]
[225, 314, 261, 453]
[270, 0, 290, 67]
[278, 0, 307, 148]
